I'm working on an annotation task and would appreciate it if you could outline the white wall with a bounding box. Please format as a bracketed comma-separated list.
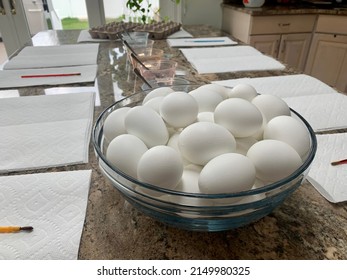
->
[51, 0, 159, 20]
[180, 0, 223, 29]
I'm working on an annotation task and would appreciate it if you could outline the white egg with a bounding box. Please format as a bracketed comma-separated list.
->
[251, 94, 291, 123]
[189, 87, 224, 112]
[199, 153, 256, 194]
[178, 122, 236, 165]
[235, 136, 258, 155]
[106, 134, 148, 178]
[263, 115, 311, 158]
[228, 83, 258, 101]
[143, 96, 164, 113]
[159, 91, 199, 128]
[168, 164, 214, 207]
[198, 83, 229, 99]
[137, 145, 184, 190]
[246, 139, 303, 182]
[124, 106, 169, 148]
[167, 132, 191, 166]
[214, 98, 263, 138]
[142, 87, 174, 104]
[103, 107, 131, 143]
[176, 164, 203, 193]
[197, 112, 214, 123]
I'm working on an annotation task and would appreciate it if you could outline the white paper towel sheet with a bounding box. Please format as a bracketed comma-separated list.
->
[0, 89, 20, 98]
[0, 170, 92, 260]
[180, 46, 285, 74]
[213, 74, 338, 97]
[3, 44, 100, 70]
[167, 37, 238, 48]
[307, 133, 347, 203]
[283, 93, 347, 132]
[0, 92, 95, 173]
[0, 65, 98, 88]
[44, 85, 101, 107]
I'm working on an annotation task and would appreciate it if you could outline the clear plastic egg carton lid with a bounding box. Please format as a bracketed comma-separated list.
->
[92, 86, 317, 232]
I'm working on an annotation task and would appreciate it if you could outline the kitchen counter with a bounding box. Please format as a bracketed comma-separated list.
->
[222, 2, 347, 16]
[5, 25, 347, 260]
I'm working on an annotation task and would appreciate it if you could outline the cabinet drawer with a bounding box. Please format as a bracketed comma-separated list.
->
[250, 15, 316, 35]
[316, 15, 347, 35]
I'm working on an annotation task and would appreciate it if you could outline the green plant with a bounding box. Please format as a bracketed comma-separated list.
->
[125, 0, 180, 23]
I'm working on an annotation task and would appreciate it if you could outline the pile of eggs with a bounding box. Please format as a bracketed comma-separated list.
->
[103, 83, 311, 204]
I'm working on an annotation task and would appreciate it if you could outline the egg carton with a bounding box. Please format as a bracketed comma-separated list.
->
[133, 21, 182, 39]
[88, 21, 142, 40]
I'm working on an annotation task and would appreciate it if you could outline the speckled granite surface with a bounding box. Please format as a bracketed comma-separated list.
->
[3, 25, 347, 260]
[222, 3, 347, 16]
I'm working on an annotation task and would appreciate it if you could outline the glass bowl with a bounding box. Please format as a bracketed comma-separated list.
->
[137, 59, 178, 86]
[92, 86, 317, 232]
[129, 47, 164, 68]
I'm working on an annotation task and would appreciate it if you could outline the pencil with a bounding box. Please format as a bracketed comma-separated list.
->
[21, 73, 81, 78]
[331, 159, 347, 166]
[0, 226, 34, 233]
[183, 39, 225, 43]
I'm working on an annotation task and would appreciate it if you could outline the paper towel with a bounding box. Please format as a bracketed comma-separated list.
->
[283, 93, 347, 132]
[180, 46, 285, 74]
[213, 74, 338, 98]
[307, 133, 347, 203]
[0, 170, 92, 259]
[3, 44, 99, 70]
[0, 92, 95, 172]
[0, 65, 98, 89]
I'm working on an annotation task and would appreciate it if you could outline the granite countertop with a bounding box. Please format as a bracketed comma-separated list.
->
[5, 26, 347, 260]
[222, 2, 347, 16]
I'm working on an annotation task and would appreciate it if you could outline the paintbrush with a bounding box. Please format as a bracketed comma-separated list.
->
[0, 226, 34, 233]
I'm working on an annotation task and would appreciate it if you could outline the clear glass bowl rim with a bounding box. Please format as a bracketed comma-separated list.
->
[92, 88, 317, 199]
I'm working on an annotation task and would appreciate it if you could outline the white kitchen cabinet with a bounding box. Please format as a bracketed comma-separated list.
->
[222, 7, 316, 71]
[305, 15, 347, 93]
[277, 33, 313, 72]
[305, 33, 347, 92]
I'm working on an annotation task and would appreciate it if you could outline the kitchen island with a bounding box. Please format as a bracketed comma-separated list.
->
[4, 25, 347, 260]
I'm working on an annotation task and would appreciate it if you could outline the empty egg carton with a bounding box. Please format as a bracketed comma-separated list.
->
[88, 22, 142, 40]
[134, 21, 182, 39]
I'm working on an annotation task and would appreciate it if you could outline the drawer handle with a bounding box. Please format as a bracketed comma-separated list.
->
[278, 23, 291, 27]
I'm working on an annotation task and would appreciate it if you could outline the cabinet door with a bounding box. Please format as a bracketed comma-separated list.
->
[0, 0, 32, 56]
[278, 33, 312, 71]
[249, 35, 280, 57]
[305, 33, 347, 92]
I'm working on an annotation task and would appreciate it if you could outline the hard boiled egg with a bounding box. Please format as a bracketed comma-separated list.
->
[159, 91, 199, 128]
[137, 145, 183, 190]
[103, 107, 131, 143]
[199, 153, 256, 194]
[189, 87, 223, 112]
[252, 94, 291, 123]
[142, 87, 174, 104]
[246, 139, 303, 182]
[214, 98, 263, 138]
[124, 106, 169, 148]
[228, 83, 258, 101]
[178, 122, 236, 165]
[106, 134, 148, 178]
[263, 115, 311, 158]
